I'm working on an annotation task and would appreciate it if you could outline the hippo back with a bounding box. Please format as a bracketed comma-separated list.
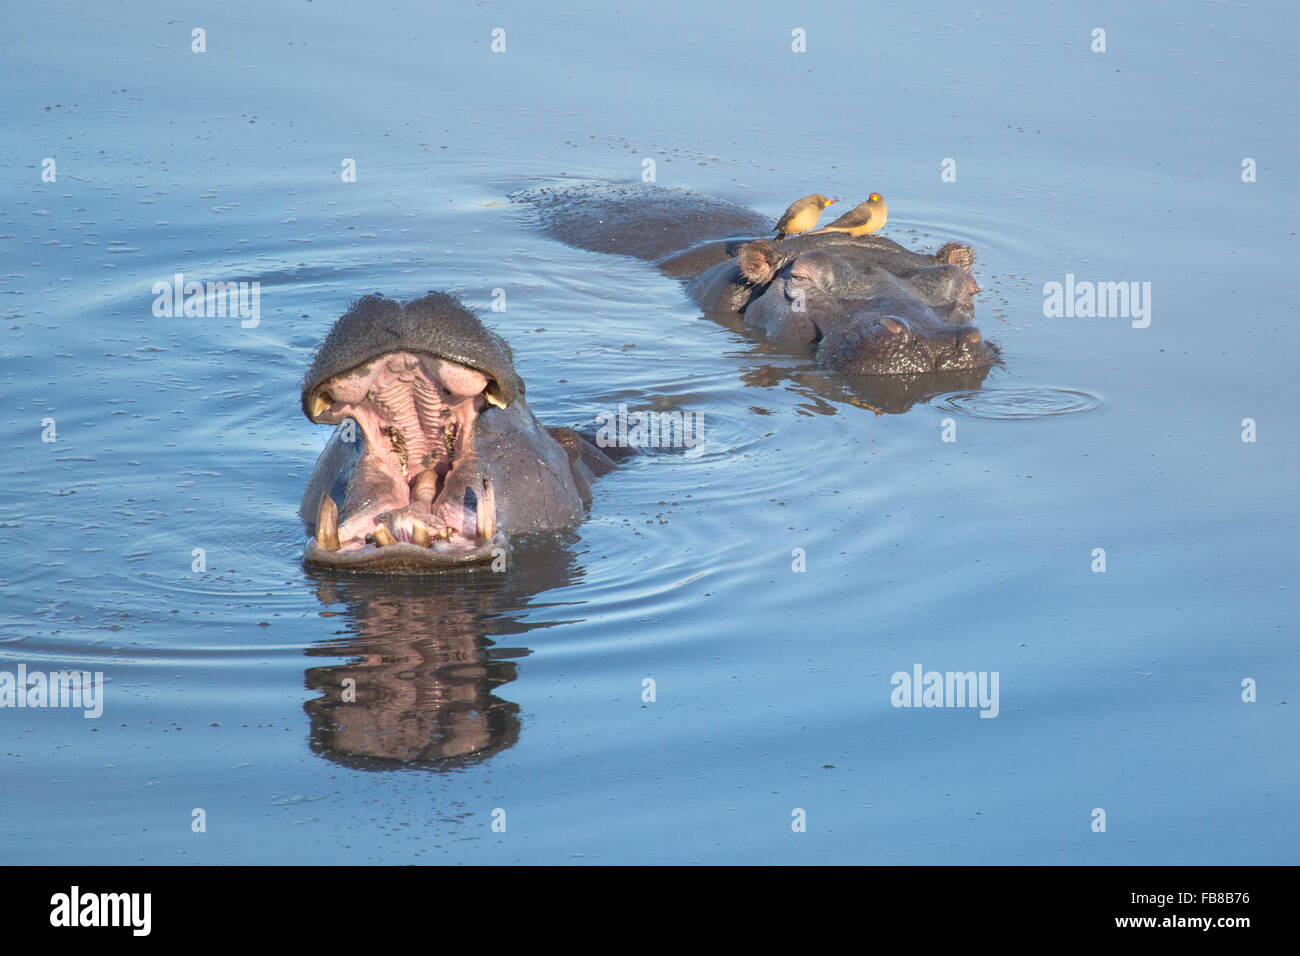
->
[513, 182, 770, 263]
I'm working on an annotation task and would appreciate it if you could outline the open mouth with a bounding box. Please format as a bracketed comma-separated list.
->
[303, 350, 509, 570]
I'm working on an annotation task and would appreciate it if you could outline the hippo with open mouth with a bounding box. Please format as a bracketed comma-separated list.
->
[299, 292, 611, 572]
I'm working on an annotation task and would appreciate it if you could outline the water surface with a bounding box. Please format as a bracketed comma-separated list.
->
[1, 0, 1296, 864]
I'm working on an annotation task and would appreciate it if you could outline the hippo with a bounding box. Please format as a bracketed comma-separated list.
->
[690, 233, 994, 375]
[516, 182, 999, 380]
[299, 292, 612, 572]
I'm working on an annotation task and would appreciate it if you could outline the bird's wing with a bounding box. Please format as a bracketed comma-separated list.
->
[830, 206, 873, 229]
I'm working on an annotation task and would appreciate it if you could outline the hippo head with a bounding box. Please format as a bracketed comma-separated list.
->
[729, 238, 999, 376]
[299, 293, 600, 572]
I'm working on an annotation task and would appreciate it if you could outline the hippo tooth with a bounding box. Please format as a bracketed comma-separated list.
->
[316, 494, 341, 552]
[411, 520, 431, 548]
[311, 391, 333, 420]
[373, 524, 397, 547]
[476, 478, 497, 544]
[484, 384, 508, 409]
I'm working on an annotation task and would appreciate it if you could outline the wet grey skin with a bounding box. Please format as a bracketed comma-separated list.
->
[687, 233, 996, 375]
[516, 183, 998, 376]
[299, 292, 612, 572]
[703, 235, 997, 375]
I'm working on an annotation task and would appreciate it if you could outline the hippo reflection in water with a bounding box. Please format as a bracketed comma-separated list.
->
[517, 183, 999, 410]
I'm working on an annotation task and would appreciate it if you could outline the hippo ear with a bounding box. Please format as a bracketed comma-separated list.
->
[738, 240, 782, 286]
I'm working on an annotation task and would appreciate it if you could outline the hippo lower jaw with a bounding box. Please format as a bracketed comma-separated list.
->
[304, 531, 509, 572]
[303, 349, 513, 571]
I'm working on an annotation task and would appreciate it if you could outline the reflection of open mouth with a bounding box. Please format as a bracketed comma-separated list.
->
[305, 351, 508, 570]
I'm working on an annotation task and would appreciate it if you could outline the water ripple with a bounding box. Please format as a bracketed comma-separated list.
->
[933, 386, 1102, 420]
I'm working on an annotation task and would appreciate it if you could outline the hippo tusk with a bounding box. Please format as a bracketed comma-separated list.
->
[310, 391, 333, 420]
[372, 524, 397, 547]
[476, 479, 497, 545]
[316, 494, 340, 552]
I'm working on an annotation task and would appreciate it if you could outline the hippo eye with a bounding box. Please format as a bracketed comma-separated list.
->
[878, 317, 906, 336]
[789, 256, 825, 280]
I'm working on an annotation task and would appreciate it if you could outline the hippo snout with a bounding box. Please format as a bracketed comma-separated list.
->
[934, 324, 998, 372]
[815, 307, 999, 377]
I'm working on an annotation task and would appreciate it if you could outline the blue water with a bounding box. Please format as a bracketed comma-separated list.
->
[1, 0, 1296, 864]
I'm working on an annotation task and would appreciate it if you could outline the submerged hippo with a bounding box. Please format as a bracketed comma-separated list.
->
[690, 233, 994, 375]
[517, 183, 999, 379]
[299, 292, 611, 572]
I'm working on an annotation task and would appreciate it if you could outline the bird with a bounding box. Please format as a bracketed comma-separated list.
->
[773, 193, 835, 239]
[811, 193, 888, 237]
